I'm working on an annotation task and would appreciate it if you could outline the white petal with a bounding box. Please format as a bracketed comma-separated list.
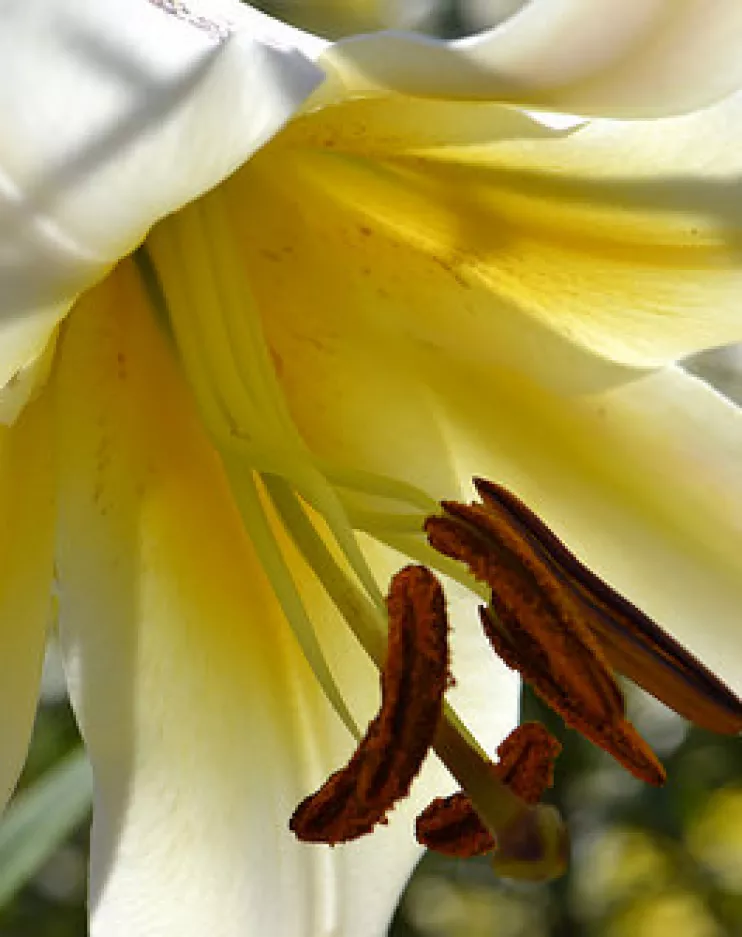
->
[324, 0, 742, 116]
[53, 259, 483, 937]
[0, 391, 55, 810]
[0, 0, 323, 410]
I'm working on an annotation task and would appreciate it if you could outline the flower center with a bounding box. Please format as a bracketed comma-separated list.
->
[290, 479, 742, 880]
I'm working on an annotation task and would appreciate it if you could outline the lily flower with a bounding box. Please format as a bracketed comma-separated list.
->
[3, 1, 742, 934]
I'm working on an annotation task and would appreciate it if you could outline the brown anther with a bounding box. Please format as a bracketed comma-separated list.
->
[425, 485, 667, 787]
[290, 565, 449, 845]
[415, 790, 496, 858]
[494, 722, 562, 805]
[415, 723, 561, 858]
[479, 608, 666, 786]
[474, 479, 742, 737]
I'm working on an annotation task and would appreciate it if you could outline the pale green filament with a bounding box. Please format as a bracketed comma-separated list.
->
[140, 187, 438, 736]
[325, 466, 437, 514]
[261, 476, 525, 828]
[226, 460, 360, 739]
[263, 475, 388, 664]
[135, 234, 358, 736]
[340, 508, 428, 535]
[155, 192, 383, 606]
[373, 529, 490, 604]
[137, 189, 563, 877]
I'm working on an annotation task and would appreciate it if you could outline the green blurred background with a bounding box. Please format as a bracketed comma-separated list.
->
[1, 2, 741, 933]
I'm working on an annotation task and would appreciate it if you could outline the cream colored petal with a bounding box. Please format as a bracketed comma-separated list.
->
[53, 258, 463, 937]
[421, 92, 742, 366]
[324, 0, 742, 116]
[0, 389, 55, 810]
[233, 105, 742, 441]
[0, 0, 323, 417]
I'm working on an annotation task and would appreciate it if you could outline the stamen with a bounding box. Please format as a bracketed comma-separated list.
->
[496, 722, 562, 805]
[424, 487, 667, 786]
[416, 791, 497, 858]
[416, 723, 561, 858]
[432, 714, 569, 881]
[474, 479, 742, 736]
[479, 607, 666, 786]
[290, 566, 448, 844]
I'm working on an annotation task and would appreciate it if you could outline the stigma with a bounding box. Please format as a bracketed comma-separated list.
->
[291, 479, 742, 880]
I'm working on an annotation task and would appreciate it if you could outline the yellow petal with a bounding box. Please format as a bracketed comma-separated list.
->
[228, 96, 742, 446]
[52, 258, 444, 937]
[324, 0, 742, 116]
[0, 390, 55, 810]
[0, 324, 58, 426]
